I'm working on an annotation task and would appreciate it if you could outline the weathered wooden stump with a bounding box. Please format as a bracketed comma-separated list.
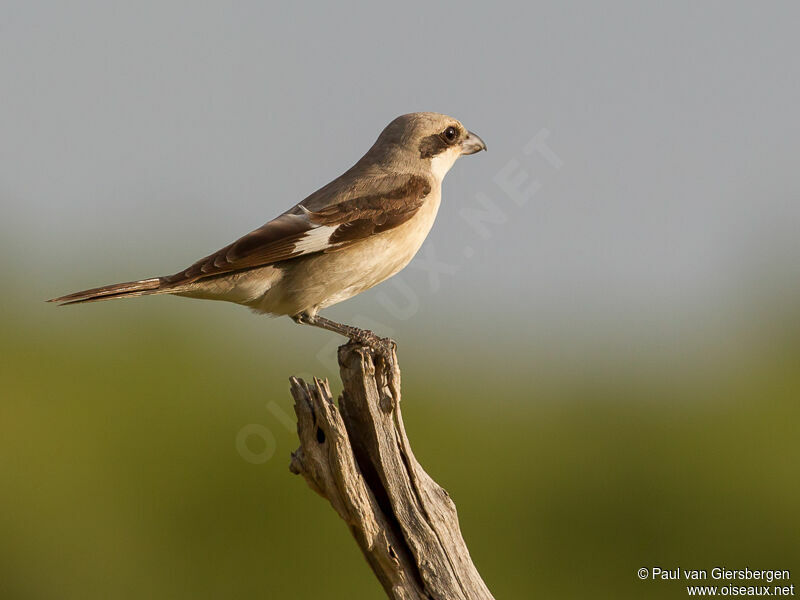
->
[289, 342, 495, 600]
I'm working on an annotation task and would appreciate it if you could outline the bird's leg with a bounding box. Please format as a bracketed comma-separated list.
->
[292, 312, 396, 357]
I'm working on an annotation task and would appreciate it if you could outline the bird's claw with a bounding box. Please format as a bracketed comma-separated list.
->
[349, 330, 396, 359]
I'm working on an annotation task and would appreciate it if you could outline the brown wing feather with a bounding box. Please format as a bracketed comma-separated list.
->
[162, 173, 431, 287]
[312, 174, 430, 244]
[162, 212, 312, 285]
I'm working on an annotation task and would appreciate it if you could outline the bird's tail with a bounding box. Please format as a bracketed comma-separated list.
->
[48, 277, 173, 305]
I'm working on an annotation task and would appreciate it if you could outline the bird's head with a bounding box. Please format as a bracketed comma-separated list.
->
[365, 112, 486, 181]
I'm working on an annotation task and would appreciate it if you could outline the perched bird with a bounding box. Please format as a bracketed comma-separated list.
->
[49, 112, 486, 352]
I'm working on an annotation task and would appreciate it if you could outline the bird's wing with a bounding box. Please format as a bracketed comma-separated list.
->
[162, 173, 431, 286]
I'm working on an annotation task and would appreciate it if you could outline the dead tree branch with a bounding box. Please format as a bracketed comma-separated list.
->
[288, 342, 494, 600]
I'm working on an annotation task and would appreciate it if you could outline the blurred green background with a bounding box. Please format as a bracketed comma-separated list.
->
[3, 1, 800, 598]
[2, 274, 798, 599]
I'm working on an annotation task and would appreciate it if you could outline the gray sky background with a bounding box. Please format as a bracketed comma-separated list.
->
[2, 1, 799, 348]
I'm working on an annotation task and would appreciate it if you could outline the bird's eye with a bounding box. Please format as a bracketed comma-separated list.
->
[442, 126, 458, 143]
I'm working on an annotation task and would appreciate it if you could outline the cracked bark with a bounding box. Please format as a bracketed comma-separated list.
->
[288, 342, 495, 600]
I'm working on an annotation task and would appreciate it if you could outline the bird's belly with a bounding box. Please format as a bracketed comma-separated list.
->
[260, 193, 441, 316]
[177, 265, 283, 304]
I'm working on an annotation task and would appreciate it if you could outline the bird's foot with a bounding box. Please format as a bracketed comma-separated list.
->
[347, 329, 396, 359]
[292, 313, 396, 359]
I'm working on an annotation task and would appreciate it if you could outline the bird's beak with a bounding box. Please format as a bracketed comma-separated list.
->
[460, 130, 487, 155]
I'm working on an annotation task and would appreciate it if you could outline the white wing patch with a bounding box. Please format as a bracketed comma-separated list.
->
[291, 224, 340, 254]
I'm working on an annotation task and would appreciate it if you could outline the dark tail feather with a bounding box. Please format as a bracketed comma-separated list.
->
[48, 277, 170, 305]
